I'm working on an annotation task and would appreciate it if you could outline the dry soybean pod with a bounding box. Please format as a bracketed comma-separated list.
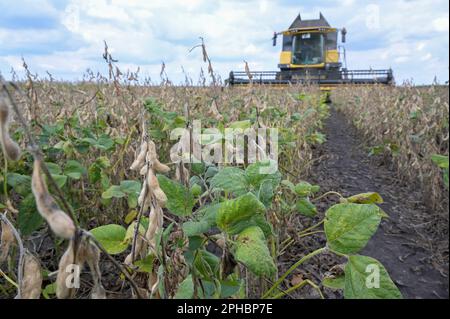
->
[152, 188, 167, 208]
[0, 220, 15, 263]
[147, 140, 170, 173]
[153, 159, 170, 174]
[82, 240, 106, 299]
[124, 234, 145, 266]
[146, 169, 167, 207]
[130, 141, 148, 171]
[56, 240, 82, 299]
[20, 252, 43, 299]
[31, 159, 76, 240]
[0, 92, 21, 161]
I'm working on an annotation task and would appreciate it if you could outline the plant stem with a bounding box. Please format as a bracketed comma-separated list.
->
[262, 246, 327, 299]
[0, 268, 18, 288]
[312, 191, 343, 202]
[299, 230, 324, 238]
[279, 231, 324, 255]
[298, 219, 325, 236]
[0, 212, 25, 298]
[270, 279, 324, 299]
[3, 156, 8, 199]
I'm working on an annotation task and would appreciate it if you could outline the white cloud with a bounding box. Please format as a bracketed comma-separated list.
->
[0, 0, 448, 84]
[433, 16, 449, 32]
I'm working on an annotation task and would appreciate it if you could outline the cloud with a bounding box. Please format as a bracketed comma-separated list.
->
[0, 0, 448, 84]
[433, 16, 449, 32]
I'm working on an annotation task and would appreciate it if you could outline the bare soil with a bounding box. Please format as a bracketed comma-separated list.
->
[281, 108, 449, 299]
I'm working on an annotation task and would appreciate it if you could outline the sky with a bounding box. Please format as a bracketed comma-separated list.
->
[0, 0, 448, 85]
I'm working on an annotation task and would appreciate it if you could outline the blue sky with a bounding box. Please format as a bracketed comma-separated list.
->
[0, 0, 448, 84]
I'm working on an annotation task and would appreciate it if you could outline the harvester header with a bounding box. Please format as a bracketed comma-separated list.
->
[228, 13, 394, 89]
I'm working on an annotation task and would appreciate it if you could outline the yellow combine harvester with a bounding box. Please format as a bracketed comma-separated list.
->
[228, 13, 394, 89]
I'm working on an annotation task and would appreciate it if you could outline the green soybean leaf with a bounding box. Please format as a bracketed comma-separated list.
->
[64, 160, 87, 180]
[431, 155, 449, 189]
[197, 202, 222, 221]
[252, 214, 274, 238]
[95, 156, 111, 169]
[127, 193, 138, 209]
[45, 162, 62, 175]
[210, 167, 249, 196]
[281, 179, 296, 192]
[324, 203, 382, 254]
[291, 113, 302, 121]
[216, 193, 266, 235]
[188, 236, 204, 252]
[229, 120, 252, 130]
[294, 181, 320, 197]
[139, 217, 149, 230]
[191, 162, 206, 175]
[144, 99, 179, 123]
[204, 166, 219, 180]
[199, 279, 242, 299]
[190, 184, 202, 197]
[174, 275, 194, 299]
[124, 210, 138, 224]
[101, 185, 126, 199]
[431, 154, 449, 169]
[124, 221, 146, 244]
[182, 203, 222, 237]
[189, 176, 202, 187]
[344, 255, 402, 299]
[258, 180, 275, 207]
[50, 174, 68, 188]
[96, 135, 115, 150]
[18, 194, 43, 236]
[322, 275, 345, 290]
[100, 172, 110, 190]
[182, 220, 210, 237]
[90, 224, 128, 255]
[120, 180, 141, 195]
[7, 173, 31, 196]
[444, 168, 449, 189]
[133, 254, 155, 273]
[296, 198, 317, 217]
[347, 192, 384, 204]
[219, 279, 242, 298]
[157, 175, 195, 217]
[88, 163, 101, 184]
[194, 250, 220, 279]
[234, 226, 276, 277]
[204, 279, 242, 299]
[245, 160, 281, 190]
[42, 283, 57, 299]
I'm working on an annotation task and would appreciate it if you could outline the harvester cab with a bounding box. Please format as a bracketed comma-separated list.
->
[228, 13, 394, 89]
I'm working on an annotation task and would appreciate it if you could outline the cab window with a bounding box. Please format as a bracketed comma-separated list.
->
[292, 33, 324, 65]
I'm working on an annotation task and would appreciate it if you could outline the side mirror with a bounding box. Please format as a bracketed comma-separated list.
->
[273, 32, 277, 47]
[341, 28, 347, 43]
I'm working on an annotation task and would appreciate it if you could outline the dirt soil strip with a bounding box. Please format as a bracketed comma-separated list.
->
[308, 108, 449, 299]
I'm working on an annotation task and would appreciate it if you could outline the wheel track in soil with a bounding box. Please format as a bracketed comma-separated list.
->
[306, 107, 449, 299]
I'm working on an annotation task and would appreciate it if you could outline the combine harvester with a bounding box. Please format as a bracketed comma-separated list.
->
[228, 13, 394, 90]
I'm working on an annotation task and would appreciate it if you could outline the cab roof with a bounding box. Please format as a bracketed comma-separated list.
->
[289, 12, 331, 29]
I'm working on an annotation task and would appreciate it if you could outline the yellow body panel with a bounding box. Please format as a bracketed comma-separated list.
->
[279, 51, 292, 65]
[325, 50, 339, 64]
[289, 63, 325, 69]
